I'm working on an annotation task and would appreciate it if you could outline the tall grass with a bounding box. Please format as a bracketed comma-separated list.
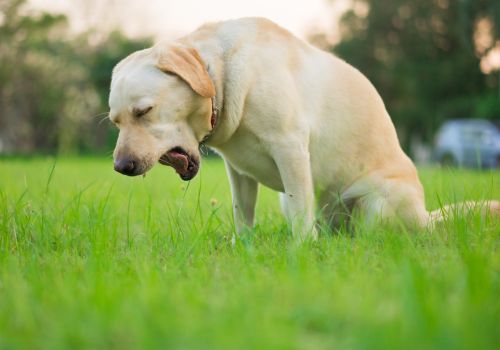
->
[0, 157, 498, 349]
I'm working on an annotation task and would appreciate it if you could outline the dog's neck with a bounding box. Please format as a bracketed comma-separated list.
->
[190, 40, 241, 147]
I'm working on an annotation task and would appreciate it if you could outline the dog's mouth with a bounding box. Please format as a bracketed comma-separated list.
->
[159, 147, 199, 181]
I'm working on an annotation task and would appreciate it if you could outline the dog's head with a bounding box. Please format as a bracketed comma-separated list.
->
[108, 44, 215, 180]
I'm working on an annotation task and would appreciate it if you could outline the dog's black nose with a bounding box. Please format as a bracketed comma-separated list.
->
[114, 158, 137, 176]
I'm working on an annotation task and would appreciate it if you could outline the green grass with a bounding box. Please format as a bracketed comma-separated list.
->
[0, 157, 498, 349]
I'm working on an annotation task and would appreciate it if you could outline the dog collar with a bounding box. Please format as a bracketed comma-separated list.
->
[210, 96, 218, 130]
[201, 96, 218, 144]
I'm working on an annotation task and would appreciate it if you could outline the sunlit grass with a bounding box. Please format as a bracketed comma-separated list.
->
[0, 157, 498, 349]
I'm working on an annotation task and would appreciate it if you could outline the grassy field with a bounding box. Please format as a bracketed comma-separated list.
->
[0, 157, 498, 349]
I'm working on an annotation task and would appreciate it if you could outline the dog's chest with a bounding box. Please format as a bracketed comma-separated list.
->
[216, 131, 284, 192]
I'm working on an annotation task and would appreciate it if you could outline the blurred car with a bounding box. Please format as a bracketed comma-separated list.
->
[434, 119, 500, 168]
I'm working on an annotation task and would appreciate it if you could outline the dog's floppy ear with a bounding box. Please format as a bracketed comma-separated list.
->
[156, 45, 215, 98]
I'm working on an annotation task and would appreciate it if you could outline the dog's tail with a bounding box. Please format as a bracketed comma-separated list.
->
[427, 200, 500, 226]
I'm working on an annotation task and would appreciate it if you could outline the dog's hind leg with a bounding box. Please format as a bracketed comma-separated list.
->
[345, 177, 428, 230]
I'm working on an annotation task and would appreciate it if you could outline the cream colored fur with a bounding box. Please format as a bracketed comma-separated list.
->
[109, 18, 499, 239]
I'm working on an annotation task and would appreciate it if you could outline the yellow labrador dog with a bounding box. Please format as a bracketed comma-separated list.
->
[109, 17, 498, 239]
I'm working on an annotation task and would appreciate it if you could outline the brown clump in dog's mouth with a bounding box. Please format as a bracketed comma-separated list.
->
[159, 147, 199, 181]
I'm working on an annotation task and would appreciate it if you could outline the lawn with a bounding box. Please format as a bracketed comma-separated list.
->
[0, 157, 498, 349]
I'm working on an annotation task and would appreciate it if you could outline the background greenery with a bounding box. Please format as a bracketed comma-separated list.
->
[0, 0, 152, 154]
[0, 158, 499, 349]
[330, 0, 500, 151]
[0, 0, 498, 155]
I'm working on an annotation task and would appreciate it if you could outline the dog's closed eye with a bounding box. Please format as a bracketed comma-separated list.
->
[133, 106, 153, 118]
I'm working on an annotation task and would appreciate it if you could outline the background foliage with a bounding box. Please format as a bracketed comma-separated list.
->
[0, 0, 151, 154]
[331, 0, 500, 150]
[0, 0, 498, 155]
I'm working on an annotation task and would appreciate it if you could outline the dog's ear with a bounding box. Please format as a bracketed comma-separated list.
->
[156, 45, 215, 98]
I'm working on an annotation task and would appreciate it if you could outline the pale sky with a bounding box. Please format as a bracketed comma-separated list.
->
[28, 0, 351, 42]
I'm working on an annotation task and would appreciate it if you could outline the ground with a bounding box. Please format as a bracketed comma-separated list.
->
[0, 157, 498, 349]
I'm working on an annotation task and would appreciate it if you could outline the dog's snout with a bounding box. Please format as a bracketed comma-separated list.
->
[114, 157, 137, 176]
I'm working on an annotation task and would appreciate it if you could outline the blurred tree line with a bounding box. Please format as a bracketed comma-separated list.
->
[328, 0, 500, 151]
[1, 0, 499, 155]
[0, 0, 151, 154]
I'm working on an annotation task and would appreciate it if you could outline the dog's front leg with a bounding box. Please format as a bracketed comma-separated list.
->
[225, 161, 258, 233]
[272, 147, 317, 240]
